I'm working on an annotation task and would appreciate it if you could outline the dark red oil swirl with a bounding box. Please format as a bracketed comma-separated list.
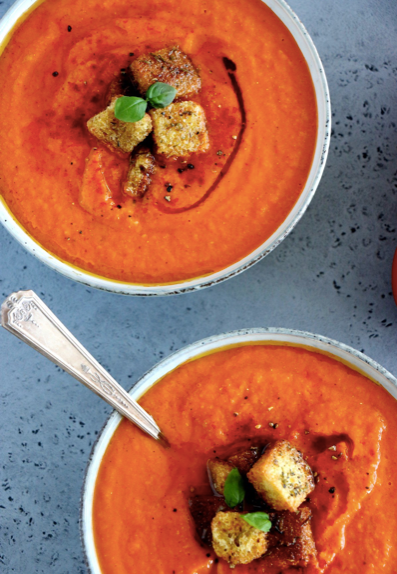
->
[156, 57, 246, 215]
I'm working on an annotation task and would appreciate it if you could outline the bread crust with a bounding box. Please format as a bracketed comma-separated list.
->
[247, 440, 315, 512]
[87, 97, 152, 154]
[150, 101, 209, 157]
[123, 147, 156, 198]
[130, 46, 201, 97]
[211, 512, 268, 566]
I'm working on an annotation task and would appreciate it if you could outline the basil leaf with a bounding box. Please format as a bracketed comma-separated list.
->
[114, 96, 147, 122]
[224, 468, 245, 508]
[146, 82, 177, 108]
[242, 512, 272, 533]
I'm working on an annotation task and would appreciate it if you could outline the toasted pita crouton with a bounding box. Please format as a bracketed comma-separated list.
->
[228, 446, 260, 475]
[123, 147, 156, 198]
[269, 507, 313, 546]
[207, 459, 234, 495]
[265, 508, 317, 568]
[247, 440, 314, 512]
[150, 101, 209, 157]
[211, 511, 268, 566]
[130, 46, 201, 97]
[87, 97, 152, 154]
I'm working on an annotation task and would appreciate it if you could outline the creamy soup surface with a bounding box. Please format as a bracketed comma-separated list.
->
[0, 0, 317, 283]
[93, 345, 397, 573]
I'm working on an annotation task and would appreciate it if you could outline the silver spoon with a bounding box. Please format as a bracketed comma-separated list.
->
[1, 290, 168, 446]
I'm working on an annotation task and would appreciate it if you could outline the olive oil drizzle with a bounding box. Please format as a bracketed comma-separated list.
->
[156, 57, 246, 214]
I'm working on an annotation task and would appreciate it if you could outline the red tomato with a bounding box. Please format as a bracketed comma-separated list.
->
[393, 248, 397, 305]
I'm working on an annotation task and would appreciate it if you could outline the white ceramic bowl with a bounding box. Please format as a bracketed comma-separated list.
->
[81, 327, 397, 573]
[0, 0, 331, 295]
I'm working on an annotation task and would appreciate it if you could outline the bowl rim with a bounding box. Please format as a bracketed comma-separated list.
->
[0, 0, 331, 296]
[80, 327, 397, 574]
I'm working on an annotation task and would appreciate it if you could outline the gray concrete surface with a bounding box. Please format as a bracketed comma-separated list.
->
[0, 0, 396, 572]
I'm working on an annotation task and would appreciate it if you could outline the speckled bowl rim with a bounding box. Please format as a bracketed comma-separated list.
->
[0, 0, 331, 296]
[80, 327, 397, 574]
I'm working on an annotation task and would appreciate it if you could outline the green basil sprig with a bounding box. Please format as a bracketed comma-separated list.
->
[224, 468, 245, 508]
[114, 82, 177, 123]
[114, 97, 148, 123]
[146, 82, 176, 108]
[242, 512, 272, 532]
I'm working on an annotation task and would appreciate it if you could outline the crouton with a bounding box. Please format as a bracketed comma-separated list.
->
[150, 101, 209, 157]
[130, 46, 201, 98]
[228, 446, 260, 475]
[247, 440, 314, 512]
[123, 147, 156, 198]
[207, 459, 234, 495]
[87, 97, 152, 154]
[265, 508, 317, 568]
[211, 511, 268, 566]
[269, 507, 313, 546]
[189, 495, 227, 546]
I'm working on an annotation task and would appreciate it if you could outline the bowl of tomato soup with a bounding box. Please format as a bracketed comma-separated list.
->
[82, 329, 397, 573]
[0, 0, 330, 295]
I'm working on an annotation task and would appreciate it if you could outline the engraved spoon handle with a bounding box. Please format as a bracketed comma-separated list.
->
[1, 290, 164, 443]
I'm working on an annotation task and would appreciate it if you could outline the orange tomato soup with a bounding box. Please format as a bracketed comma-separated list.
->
[0, 0, 317, 284]
[93, 345, 397, 573]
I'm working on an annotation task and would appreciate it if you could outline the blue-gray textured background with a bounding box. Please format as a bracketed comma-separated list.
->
[0, 0, 396, 572]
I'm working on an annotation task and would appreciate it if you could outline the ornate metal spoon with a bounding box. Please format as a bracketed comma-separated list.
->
[1, 290, 167, 445]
